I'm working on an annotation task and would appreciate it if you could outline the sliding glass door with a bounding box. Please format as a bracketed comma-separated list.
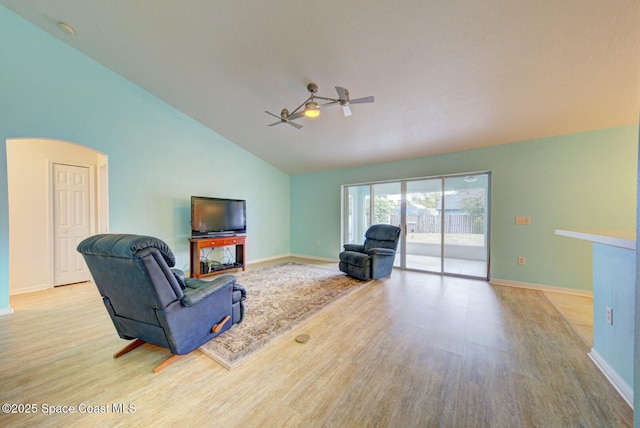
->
[344, 182, 402, 265]
[442, 174, 490, 277]
[373, 182, 402, 267]
[405, 178, 443, 272]
[345, 185, 371, 245]
[343, 172, 490, 279]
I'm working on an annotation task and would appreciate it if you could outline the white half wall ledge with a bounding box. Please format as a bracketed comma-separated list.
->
[0, 307, 15, 316]
[555, 229, 636, 250]
[489, 278, 593, 297]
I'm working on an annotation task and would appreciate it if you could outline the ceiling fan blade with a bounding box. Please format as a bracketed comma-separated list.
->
[335, 86, 347, 100]
[288, 111, 306, 120]
[349, 95, 375, 104]
[320, 100, 340, 108]
[342, 105, 352, 117]
[266, 110, 302, 128]
[265, 110, 282, 119]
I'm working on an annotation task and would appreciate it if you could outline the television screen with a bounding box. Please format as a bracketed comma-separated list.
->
[191, 196, 246, 236]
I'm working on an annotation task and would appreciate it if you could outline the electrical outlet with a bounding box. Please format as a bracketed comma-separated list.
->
[515, 216, 531, 225]
[518, 256, 526, 265]
[606, 306, 613, 325]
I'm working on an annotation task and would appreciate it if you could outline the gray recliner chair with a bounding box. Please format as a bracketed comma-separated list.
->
[339, 224, 401, 280]
[77, 234, 246, 372]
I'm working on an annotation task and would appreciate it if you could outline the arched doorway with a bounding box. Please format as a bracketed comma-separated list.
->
[7, 138, 108, 294]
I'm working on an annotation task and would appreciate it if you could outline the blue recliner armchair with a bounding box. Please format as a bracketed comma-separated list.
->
[339, 224, 401, 280]
[77, 234, 246, 372]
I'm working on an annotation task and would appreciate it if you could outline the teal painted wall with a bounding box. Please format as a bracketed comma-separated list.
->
[1, 3, 637, 313]
[291, 125, 638, 290]
[592, 243, 635, 389]
[0, 6, 289, 310]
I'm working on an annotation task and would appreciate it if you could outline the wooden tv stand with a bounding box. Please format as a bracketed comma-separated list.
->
[189, 235, 246, 279]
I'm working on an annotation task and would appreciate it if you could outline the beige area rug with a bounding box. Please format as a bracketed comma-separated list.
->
[199, 262, 371, 369]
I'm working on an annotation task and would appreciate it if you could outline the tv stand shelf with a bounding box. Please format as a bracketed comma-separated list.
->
[189, 235, 246, 279]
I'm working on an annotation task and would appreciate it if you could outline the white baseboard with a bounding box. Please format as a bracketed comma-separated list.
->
[9, 283, 52, 296]
[289, 253, 339, 263]
[246, 253, 293, 265]
[489, 278, 593, 297]
[588, 349, 633, 409]
[0, 307, 14, 316]
[247, 254, 338, 265]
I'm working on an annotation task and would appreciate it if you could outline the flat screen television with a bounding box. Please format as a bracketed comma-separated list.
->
[191, 196, 246, 237]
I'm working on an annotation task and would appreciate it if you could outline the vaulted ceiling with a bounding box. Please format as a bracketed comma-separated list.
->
[2, 1, 639, 174]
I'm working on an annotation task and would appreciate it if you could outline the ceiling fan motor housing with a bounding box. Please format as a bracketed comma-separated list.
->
[266, 82, 373, 128]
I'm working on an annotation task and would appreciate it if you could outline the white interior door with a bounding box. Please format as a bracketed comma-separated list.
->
[53, 163, 91, 286]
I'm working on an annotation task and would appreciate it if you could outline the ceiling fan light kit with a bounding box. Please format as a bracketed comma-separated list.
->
[265, 82, 374, 129]
[303, 101, 320, 118]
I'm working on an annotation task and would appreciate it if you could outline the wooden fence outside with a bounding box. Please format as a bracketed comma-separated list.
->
[390, 213, 484, 234]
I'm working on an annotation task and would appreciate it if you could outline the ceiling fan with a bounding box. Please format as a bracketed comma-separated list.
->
[265, 82, 374, 129]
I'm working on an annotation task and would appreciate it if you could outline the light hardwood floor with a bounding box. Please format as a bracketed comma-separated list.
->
[542, 291, 594, 347]
[0, 258, 631, 427]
